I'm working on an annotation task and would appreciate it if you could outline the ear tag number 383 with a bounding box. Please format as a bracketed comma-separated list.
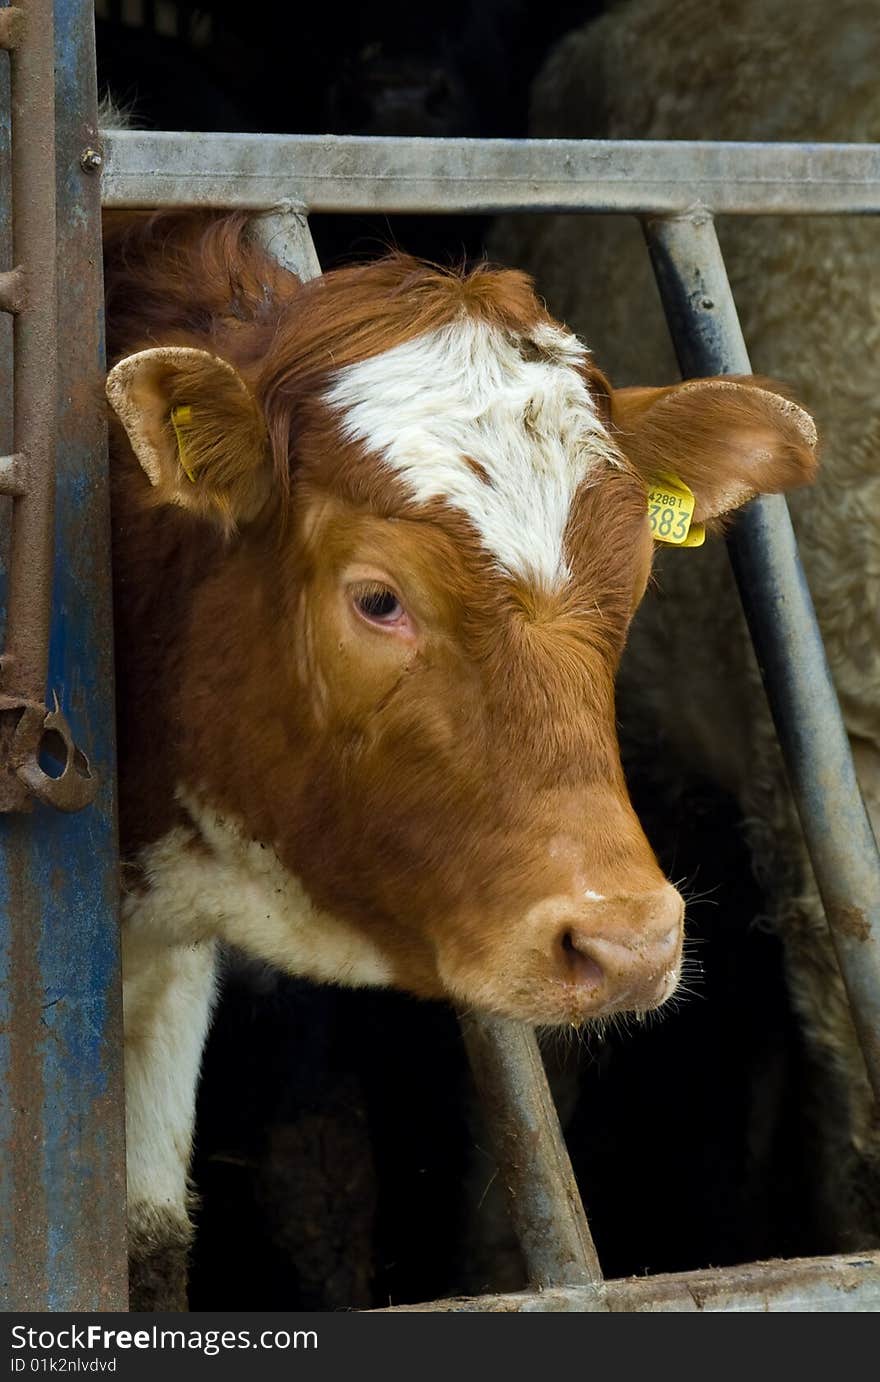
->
[647, 473, 706, 548]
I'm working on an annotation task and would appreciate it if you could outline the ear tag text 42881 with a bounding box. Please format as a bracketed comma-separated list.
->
[647, 473, 705, 548]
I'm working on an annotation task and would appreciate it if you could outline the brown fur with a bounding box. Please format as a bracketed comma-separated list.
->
[106, 211, 817, 1022]
[105, 212, 822, 1303]
[612, 378, 819, 528]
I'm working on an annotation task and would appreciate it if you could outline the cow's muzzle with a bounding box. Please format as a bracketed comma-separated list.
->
[555, 883, 684, 1013]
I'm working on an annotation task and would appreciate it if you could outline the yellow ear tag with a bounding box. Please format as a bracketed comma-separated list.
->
[647, 472, 705, 548]
[170, 405, 196, 483]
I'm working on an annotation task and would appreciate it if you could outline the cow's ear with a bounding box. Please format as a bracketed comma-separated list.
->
[611, 377, 818, 527]
[105, 346, 272, 529]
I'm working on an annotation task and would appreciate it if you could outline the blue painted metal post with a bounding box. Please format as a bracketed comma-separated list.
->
[642, 211, 880, 1101]
[0, 0, 127, 1310]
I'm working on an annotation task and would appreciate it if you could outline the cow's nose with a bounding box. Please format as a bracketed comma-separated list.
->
[558, 884, 684, 1010]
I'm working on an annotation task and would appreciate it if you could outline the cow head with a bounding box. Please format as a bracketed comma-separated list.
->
[106, 245, 817, 1026]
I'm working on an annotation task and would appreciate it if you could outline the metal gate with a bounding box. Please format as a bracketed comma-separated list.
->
[2, 0, 879, 1312]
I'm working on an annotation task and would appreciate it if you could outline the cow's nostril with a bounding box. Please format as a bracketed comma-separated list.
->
[560, 929, 604, 990]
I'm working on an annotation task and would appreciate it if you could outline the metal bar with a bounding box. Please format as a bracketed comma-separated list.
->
[642, 211, 880, 1101]
[376, 1250, 880, 1312]
[253, 206, 602, 1296]
[0, 0, 57, 818]
[0, 0, 97, 812]
[459, 1016, 603, 1291]
[252, 200, 322, 279]
[101, 130, 880, 216]
[0, 0, 126, 1310]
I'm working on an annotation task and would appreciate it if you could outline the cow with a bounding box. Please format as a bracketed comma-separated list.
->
[102, 209, 817, 1308]
[490, 0, 880, 1249]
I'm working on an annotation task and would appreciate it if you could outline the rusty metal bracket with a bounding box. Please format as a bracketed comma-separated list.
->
[0, 694, 98, 811]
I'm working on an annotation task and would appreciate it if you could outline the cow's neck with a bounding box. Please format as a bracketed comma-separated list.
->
[123, 789, 395, 991]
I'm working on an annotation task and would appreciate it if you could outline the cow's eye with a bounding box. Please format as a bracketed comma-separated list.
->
[352, 584, 405, 625]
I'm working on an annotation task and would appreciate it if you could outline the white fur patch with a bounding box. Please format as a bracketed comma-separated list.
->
[125, 792, 394, 990]
[324, 318, 620, 588]
[121, 797, 393, 1228]
[123, 934, 218, 1217]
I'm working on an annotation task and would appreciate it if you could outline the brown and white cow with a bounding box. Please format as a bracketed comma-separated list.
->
[102, 211, 817, 1308]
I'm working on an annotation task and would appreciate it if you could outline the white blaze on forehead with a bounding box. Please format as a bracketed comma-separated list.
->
[323, 317, 621, 588]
